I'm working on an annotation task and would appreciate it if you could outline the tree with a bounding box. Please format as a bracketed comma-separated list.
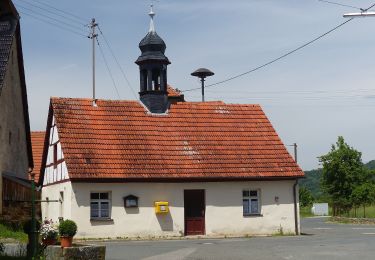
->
[319, 136, 367, 216]
[351, 181, 375, 218]
[299, 187, 314, 208]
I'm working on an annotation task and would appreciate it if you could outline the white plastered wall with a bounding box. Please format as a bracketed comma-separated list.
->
[41, 181, 73, 222]
[41, 180, 299, 238]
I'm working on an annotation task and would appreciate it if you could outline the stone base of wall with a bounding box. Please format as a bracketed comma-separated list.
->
[45, 244, 106, 260]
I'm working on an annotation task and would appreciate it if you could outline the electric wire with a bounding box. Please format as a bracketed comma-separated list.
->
[182, 17, 354, 92]
[17, 0, 88, 24]
[19, 11, 88, 38]
[15, 3, 87, 33]
[14, 0, 87, 26]
[96, 38, 121, 99]
[97, 25, 138, 100]
[317, 0, 364, 11]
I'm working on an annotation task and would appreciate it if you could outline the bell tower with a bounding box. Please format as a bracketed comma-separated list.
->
[135, 5, 170, 113]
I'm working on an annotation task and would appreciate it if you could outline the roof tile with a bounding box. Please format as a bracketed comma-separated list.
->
[50, 97, 304, 180]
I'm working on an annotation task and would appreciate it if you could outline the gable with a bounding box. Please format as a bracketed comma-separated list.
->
[41, 115, 69, 186]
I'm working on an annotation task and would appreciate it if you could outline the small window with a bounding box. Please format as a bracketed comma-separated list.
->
[243, 189, 261, 216]
[8, 131, 11, 145]
[90, 192, 111, 219]
[123, 195, 138, 208]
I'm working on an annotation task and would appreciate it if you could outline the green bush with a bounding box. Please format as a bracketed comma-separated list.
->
[22, 219, 41, 234]
[58, 219, 77, 237]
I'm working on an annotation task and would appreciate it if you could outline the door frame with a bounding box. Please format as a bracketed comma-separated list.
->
[184, 189, 206, 236]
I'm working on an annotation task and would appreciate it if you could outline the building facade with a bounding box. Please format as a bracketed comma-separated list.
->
[0, 0, 33, 220]
[40, 7, 304, 238]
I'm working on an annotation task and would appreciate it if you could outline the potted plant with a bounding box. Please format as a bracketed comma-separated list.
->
[58, 219, 77, 248]
[40, 219, 58, 246]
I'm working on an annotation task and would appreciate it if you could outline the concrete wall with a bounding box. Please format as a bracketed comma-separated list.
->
[42, 180, 299, 238]
[0, 35, 30, 213]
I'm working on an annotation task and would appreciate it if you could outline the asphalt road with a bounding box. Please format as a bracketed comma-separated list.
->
[100, 217, 375, 260]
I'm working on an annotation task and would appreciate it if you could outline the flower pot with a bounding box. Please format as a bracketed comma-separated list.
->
[60, 236, 73, 248]
[42, 237, 57, 246]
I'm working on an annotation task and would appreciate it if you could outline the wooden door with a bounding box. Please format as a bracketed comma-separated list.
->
[184, 189, 205, 235]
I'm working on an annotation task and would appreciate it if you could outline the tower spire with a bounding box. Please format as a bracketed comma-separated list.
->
[149, 4, 155, 32]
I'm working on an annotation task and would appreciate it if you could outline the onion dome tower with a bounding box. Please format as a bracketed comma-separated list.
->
[135, 5, 170, 113]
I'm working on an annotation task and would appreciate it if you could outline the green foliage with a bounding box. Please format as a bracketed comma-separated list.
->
[299, 187, 314, 207]
[300, 169, 323, 199]
[366, 160, 375, 170]
[319, 136, 374, 215]
[301, 160, 375, 200]
[351, 183, 375, 217]
[299, 207, 314, 218]
[22, 219, 41, 235]
[58, 219, 77, 237]
[0, 223, 28, 242]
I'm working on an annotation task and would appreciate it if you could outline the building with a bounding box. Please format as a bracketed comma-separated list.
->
[0, 0, 34, 222]
[40, 7, 304, 238]
[30, 131, 45, 184]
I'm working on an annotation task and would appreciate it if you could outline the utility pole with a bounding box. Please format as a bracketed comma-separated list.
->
[288, 143, 298, 163]
[89, 18, 98, 106]
[29, 169, 37, 258]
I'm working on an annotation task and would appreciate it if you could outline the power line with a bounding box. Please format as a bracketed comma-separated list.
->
[15, 3, 87, 33]
[96, 38, 121, 99]
[19, 11, 88, 38]
[17, 0, 88, 24]
[182, 17, 354, 92]
[317, 0, 364, 11]
[14, 0, 87, 26]
[97, 25, 138, 100]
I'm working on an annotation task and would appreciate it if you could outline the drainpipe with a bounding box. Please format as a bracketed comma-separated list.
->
[293, 179, 299, 235]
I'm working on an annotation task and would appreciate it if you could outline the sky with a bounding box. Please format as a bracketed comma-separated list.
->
[13, 0, 375, 170]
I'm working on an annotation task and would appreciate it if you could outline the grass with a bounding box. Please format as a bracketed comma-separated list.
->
[343, 205, 375, 218]
[0, 224, 28, 243]
[300, 204, 375, 219]
[300, 207, 314, 218]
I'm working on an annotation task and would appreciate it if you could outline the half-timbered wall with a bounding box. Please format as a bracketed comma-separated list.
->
[43, 116, 68, 185]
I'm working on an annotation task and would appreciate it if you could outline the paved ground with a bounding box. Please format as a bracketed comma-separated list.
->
[99, 217, 375, 260]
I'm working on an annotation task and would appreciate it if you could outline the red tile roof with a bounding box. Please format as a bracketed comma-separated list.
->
[31, 131, 45, 183]
[45, 97, 304, 181]
[167, 86, 183, 97]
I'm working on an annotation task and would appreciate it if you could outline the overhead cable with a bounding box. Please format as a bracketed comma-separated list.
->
[97, 25, 138, 100]
[16, 0, 88, 24]
[182, 17, 354, 92]
[317, 0, 364, 11]
[14, 0, 87, 26]
[16, 4, 87, 32]
[96, 38, 121, 99]
[19, 11, 88, 37]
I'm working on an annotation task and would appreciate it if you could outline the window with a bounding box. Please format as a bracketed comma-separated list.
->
[90, 192, 111, 219]
[243, 190, 261, 216]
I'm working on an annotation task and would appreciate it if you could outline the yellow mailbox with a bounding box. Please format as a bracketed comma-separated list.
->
[154, 201, 169, 214]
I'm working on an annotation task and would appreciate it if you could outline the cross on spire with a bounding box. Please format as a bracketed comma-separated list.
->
[149, 4, 155, 32]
